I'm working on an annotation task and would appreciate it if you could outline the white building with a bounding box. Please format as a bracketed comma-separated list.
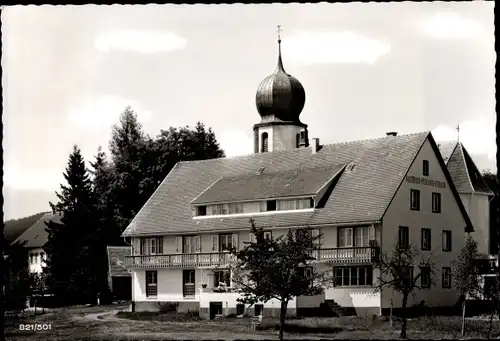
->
[11, 212, 61, 275]
[122, 34, 488, 319]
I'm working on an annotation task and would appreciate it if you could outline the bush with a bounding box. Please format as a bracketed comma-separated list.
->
[158, 302, 179, 313]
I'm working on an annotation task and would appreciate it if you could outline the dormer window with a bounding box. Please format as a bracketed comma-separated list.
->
[266, 200, 277, 211]
[197, 206, 207, 216]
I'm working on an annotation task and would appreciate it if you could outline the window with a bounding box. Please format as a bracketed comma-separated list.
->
[261, 132, 269, 153]
[210, 204, 228, 216]
[296, 133, 300, 148]
[228, 203, 244, 214]
[432, 193, 441, 213]
[254, 304, 264, 316]
[442, 230, 452, 252]
[354, 227, 369, 247]
[277, 198, 312, 211]
[141, 237, 163, 255]
[214, 270, 231, 287]
[298, 267, 314, 287]
[410, 189, 420, 211]
[236, 304, 245, 316]
[338, 228, 353, 247]
[421, 228, 431, 251]
[266, 200, 276, 211]
[334, 266, 373, 287]
[423, 160, 429, 176]
[183, 270, 195, 297]
[420, 266, 431, 288]
[197, 206, 207, 216]
[442, 267, 451, 288]
[146, 271, 158, 297]
[29, 254, 34, 264]
[263, 231, 272, 240]
[398, 226, 409, 249]
[183, 236, 201, 253]
[219, 234, 233, 252]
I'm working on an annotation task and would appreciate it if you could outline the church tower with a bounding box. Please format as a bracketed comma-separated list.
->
[254, 26, 309, 153]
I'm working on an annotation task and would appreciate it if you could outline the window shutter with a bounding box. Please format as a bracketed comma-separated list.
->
[133, 238, 140, 255]
[211, 235, 219, 252]
[157, 237, 163, 254]
[249, 232, 255, 243]
[311, 229, 320, 247]
[195, 236, 201, 253]
[176, 237, 182, 253]
[232, 234, 239, 251]
[369, 225, 376, 241]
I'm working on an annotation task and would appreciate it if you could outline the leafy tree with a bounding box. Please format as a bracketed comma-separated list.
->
[44, 145, 100, 304]
[373, 243, 435, 339]
[3, 241, 31, 310]
[231, 219, 331, 341]
[451, 234, 481, 336]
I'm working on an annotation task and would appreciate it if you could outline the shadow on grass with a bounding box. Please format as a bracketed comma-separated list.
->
[117, 311, 203, 322]
[257, 322, 343, 334]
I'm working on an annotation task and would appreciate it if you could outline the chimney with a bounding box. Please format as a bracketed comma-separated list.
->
[312, 138, 320, 154]
[386, 132, 398, 137]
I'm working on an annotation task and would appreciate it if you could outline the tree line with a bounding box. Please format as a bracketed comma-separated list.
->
[4, 106, 225, 307]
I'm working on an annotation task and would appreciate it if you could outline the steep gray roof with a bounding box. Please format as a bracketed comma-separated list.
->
[441, 142, 493, 195]
[107, 246, 131, 277]
[122, 131, 472, 236]
[11, 212, 62, 248]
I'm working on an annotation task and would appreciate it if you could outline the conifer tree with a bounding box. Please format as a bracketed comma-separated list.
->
[44, 145, 100, 304]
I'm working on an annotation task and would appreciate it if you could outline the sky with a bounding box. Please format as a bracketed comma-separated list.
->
[2, 2, 496, 220]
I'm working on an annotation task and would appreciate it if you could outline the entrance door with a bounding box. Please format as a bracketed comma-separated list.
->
[183, 270, 195, 297]
[209, 301, 223, 320]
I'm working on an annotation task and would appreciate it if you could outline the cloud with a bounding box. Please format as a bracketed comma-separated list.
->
[67, 95, 153, 132]
[3, 164, 63, 192]
[282, 31, 391, 65]
[95, 29, 187, 54]
[422, 12, 482, 39]
[432, 117, 495, 161]
[217, 131, 254, 157]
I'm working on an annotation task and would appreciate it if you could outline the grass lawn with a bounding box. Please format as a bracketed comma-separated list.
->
[5, 304, 500, 340]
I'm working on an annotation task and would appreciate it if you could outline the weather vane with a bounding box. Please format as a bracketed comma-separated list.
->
[277, 25, 282, 42]
[456, 124, 460, 142]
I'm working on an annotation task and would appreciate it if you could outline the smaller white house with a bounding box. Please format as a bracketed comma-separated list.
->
[11, 212, 62, 275]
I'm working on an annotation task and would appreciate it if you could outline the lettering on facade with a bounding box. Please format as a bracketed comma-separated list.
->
[405, 176, 446, 189]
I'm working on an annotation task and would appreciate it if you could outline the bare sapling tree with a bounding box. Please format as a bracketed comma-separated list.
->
[451, 234, 482, 336]
[230, 219, 332, 341]
[373, 242, 436, 339]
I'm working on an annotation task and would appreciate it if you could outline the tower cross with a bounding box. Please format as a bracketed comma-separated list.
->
[456, 124, 460, 142]
[277, 25, 282, 42]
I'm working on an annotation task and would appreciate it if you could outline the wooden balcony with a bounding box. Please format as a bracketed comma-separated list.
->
[125, 246, 378, 269]
[125, 252, 236, 269]
[315, 247, 379, 265]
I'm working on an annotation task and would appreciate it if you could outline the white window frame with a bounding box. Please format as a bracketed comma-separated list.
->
[142, 237, 163, 255]
[338, 228, 353, 247]
[220, 234, 233, 252]
[410, 189, 420, 211]
[442, 230, 452, 252]
[214, 269, 231, 287]
[432, 192, 441, 213]
[354, 227, 369, 247]
[146, 270, 158, 297]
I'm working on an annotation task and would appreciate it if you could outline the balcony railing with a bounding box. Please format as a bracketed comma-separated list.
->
[125, 246, 378, 269]
[125, 252, 236, 269]
[316, 247, 378, 264]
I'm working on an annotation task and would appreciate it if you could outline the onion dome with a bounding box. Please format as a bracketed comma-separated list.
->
[255, 28, 306, 122]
